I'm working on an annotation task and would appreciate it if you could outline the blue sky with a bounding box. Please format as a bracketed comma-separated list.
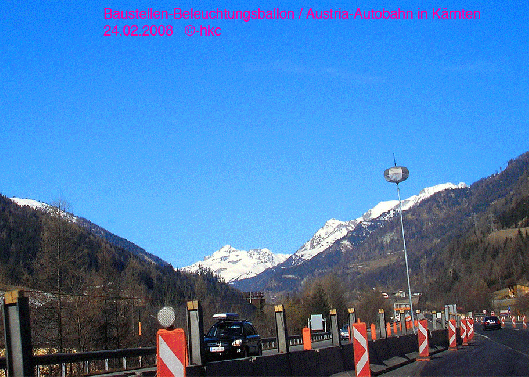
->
[2, 1, 527, 267]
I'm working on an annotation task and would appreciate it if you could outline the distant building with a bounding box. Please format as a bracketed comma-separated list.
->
[493, 284, 529, 313]
[392, 292, 420, 320]
[244, 292, 265, 310]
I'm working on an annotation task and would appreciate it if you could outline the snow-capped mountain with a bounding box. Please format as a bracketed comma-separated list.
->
[234, 181, 469, 292]
[290, 182, 467, 264]
[182, 245, 290, 283]
[291, 219, 359, 264]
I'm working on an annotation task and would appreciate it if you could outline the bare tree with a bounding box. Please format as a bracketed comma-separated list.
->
[34, 199, 81, 352]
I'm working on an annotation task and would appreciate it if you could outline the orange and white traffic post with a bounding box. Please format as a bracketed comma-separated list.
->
[157, 328, 188, 377]
[448, 319, 457, 351]
[417, 319, 430, 361]
[512, 316, 516, 329]
[461, 318, 468, 346]
[353, 322, 371, 377]
[467, 318, 474, 342]
[523, 316, 527, 329]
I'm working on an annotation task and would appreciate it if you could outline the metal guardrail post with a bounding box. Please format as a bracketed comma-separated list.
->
[347, 308, 356, 342]
[187, 300, 205, 366]
[3, 290, 34, 377]
[330, 309, 340, 347]
[274, 304, 289, 353]
[378, 309, 387, 338]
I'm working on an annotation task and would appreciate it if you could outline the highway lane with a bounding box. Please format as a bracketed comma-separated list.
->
[382, 325, 529, 376]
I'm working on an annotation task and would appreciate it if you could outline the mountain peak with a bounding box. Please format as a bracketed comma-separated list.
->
[182, 246, 290, 283]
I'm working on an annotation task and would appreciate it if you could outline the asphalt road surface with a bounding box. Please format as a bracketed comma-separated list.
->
[382, 325, 529, 376]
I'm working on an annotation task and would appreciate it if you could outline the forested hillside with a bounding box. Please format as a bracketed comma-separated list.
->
[0, 196, 255, 351]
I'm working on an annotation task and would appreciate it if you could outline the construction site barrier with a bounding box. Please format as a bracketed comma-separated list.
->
[468, 318, 474, 342]
[157, 328, 187, 377]
[417, 320, 430, 361]
[448, 319, 457, 351]
[303, 328, 312, 350]
[353, 322, 371, 377]
[461, 319, 468, 346]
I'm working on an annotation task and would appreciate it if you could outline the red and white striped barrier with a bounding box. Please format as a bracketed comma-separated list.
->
[467, 318, 474, 341]
[353, 322, 371, 377]
[417, 319, 430, 361]
[157, 328, 187, 377]
[461, 319, 468, 346]
[448, 319, 457, 351]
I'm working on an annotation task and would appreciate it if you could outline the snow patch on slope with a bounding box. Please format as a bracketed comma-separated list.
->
[10, 198, 78, 222]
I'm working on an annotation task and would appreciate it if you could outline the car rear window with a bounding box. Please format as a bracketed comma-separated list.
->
[207, 322, 243, 337]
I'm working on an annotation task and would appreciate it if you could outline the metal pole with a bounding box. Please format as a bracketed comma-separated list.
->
[3, 290, 34, 377]
[397, 184, 415, 332]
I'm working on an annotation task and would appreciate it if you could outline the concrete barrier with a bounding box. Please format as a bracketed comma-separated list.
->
[201, 358, 253, 377]
[430, 328, 448, 350]
[185, 329, 449, 376]
[341, 343, 356, 372]
[287, 350, 321, 377]
[317, 346, 345, 376]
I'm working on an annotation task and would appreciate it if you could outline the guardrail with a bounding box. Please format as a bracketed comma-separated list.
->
[0, 347, 156, 377]
[261, 332, 331, 350]
[0, 333, 330, 376]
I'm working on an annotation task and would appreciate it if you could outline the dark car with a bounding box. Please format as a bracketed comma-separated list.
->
[204, 313, 262, 361]
[482, 315, 502, 330]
